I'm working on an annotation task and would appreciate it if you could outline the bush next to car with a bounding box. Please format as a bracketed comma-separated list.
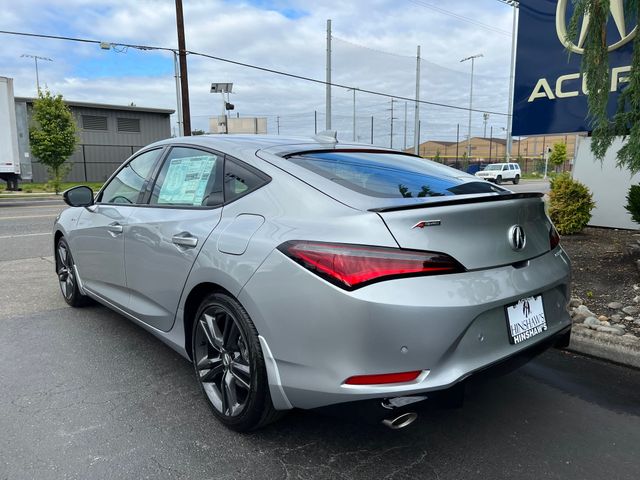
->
[548, 174, 596, 235]
[625, 185, 640, 225]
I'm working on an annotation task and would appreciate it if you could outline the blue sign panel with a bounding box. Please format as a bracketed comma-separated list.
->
[513, 0, 635, 136]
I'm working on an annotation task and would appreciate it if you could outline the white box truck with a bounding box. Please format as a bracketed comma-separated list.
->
[0, 77, 22, 190]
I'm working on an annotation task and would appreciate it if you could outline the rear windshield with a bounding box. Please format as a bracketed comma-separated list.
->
[288, 151, 503, 198]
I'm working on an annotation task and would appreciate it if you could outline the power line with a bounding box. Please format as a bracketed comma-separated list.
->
[0, 29, 508, 117]
[407, 0, 511, 36]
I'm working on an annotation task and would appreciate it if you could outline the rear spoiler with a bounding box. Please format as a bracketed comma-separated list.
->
[369, 192, 544, 213]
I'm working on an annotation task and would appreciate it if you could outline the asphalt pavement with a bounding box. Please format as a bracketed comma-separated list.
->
[1, 193, 639, 480]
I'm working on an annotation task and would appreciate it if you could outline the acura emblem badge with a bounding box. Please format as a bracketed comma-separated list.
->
[508, 225, 526, 251]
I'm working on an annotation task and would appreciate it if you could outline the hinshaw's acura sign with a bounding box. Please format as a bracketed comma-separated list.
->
[513, 0, 635, 136]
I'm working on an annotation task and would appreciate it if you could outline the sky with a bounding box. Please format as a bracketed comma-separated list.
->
[0, 0, 515, 147]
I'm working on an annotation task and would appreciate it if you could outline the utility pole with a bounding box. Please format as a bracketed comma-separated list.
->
[326, 19, 332, 130]
[403, 102, 408, 150]
[483, 113, 489, 138]
[489, 126, 493, 161]
[350, 88, 357, 141]
[20, 54, 52, 93]
[277, 116, 280, 135]
[371, 116, 374, 144]
[414, 45, 421, 155]
[390, 99, 395, 149]
[461, 53, 483, 158]
[175, 0, 191, 135]
[456, 124, 460, 168]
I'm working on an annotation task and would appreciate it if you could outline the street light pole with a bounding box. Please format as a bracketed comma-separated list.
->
[461, 53, 483, 159]
[173, 51, 184, 136]
[20, 54, 52, 93]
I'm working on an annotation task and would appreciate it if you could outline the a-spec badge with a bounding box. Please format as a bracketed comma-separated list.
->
[412, 220, 441, 229]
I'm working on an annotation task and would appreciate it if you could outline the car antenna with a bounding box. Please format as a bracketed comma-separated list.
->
[312, 130, 338, 144]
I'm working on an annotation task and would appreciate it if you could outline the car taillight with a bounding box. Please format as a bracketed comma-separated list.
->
[344, 370, 423, 385]
[550, 226, 560, 250]
[277, 241, 465, 290]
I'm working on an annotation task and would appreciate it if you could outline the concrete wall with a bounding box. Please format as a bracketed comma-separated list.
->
[572, 136, 639, 230]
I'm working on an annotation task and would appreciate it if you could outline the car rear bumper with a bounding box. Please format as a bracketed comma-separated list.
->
[314, 325, 571, 424]
[239, 247, 572, 410]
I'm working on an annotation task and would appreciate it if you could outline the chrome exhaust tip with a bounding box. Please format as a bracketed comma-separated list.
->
[381, 412, 418, 430]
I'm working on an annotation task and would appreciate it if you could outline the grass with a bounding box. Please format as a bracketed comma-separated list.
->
[0, 182, 103, 194]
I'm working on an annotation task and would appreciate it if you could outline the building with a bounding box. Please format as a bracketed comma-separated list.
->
[413, 133, 584, 173]
[14, 97, 173, 183]
[209, 116, 268, 134]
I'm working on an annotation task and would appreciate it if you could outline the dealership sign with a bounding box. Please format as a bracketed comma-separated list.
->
[513, 0, 635, 136]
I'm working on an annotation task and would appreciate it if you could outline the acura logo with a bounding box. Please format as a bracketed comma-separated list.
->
[556, 0, 637, 54]
[508, 225, 526, 251]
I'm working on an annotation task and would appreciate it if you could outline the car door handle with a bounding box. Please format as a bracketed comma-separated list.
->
[172, 233, 198, 248]
[107, 222, 123, 235]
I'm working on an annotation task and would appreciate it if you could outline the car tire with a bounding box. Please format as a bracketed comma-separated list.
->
[495, 176, 502, 185]
[55, 236, 91, 307]
[191, 292, 283, 432]
[513, 175, 520, 185]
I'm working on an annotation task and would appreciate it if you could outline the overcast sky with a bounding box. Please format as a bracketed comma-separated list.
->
[0, 0, 515, 147]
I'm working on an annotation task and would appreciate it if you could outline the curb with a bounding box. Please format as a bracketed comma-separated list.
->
[0, 194, 62, 201]
[567, 324, 640, 369]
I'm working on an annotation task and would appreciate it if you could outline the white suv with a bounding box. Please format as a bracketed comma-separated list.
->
[475, 162, 521, 185]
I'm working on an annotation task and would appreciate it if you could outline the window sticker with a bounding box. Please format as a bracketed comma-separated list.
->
[158, 155, 216, 205]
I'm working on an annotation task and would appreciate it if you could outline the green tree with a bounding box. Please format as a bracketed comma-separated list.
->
[433, 149, 441, 163]
[549, 143, 568, 171]
[29, 90, 78, 193]
[191, 129, 206, 135]
[568, 0, 640, 172]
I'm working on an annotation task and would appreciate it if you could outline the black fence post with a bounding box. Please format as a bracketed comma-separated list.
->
[82, 144, 87, 182]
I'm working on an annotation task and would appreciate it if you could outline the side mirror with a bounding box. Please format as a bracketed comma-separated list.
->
[63, 186, 94, 207]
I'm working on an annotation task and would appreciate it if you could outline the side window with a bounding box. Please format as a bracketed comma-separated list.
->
[150, 147, 223, 207]
[224, 158, 269, 202]
[503, 165, 509, 171]
[509, 164, 515, 170]
[99, 149, 160, 204]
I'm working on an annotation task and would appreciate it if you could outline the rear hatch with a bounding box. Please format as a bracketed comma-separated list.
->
[372, 195, 551, 270]
[264, 148, 552, 270]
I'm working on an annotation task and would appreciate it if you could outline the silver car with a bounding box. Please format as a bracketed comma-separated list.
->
[54, 134, 571, 431]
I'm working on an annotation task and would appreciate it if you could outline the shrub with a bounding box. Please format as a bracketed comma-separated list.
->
[625, 185, 640, 225]
[548, 174, 595, 235]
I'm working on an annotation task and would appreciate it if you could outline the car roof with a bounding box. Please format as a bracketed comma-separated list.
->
[146, 134, 403, 159]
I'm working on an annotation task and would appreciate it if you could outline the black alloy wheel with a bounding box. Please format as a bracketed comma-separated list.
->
[55, 237, 89, 307]
[192, 293, 282, 431]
